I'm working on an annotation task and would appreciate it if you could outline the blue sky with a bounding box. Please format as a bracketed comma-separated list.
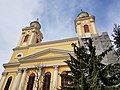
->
[0, 0, 120, 76]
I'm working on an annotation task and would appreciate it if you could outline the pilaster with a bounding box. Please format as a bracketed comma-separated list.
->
[53, 65, 59, 90]
[0, 72, 8, 90]
[12, 69, 22, 90]
[18, 68, 27, 90]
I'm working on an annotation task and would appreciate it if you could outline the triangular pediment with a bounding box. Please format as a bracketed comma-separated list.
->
[19, 48, 73, 61]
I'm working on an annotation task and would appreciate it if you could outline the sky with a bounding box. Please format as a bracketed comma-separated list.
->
[0, 0, 120, 77]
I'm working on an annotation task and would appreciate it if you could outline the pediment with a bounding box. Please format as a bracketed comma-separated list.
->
[19, 48, 73, 61]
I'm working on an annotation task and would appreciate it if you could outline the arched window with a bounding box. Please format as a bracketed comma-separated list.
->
[26, 73, 35, 90]
[4, 76, 12, 90]
[61, 71, 68, 87]
[84, 24, 89, 33]
[43, 72, 51, 90]
[23, 35, 29, 42]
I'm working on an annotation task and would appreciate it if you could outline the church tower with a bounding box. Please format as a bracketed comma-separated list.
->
[74, 11, 99, 38]
[17, 21, 43, 47]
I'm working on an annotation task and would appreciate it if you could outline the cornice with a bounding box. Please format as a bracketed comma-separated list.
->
[4, 69, 18, 73]
[19, 62, 67, 69]
[19, 48, 73, 60]
[13, 46, 29, 51]
[13, 37, 78, 51]
[22, 27, 35, 30]
[75, 15, 95, 22]
[3, 62, 20, 68]
[29, 37, 78, 47]
[19, 55, 71, 63]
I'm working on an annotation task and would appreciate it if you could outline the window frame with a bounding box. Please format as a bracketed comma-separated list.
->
[4, 76, 12, 90]
[84, 24, 90, 33]
[26, 73, 35, 90]
[61, 71, 68, 87]
[23, 35, 29, 42]
[42, 72, 51, 90]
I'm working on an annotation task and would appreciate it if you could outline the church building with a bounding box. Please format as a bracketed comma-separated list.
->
[0, 11, 118, 90]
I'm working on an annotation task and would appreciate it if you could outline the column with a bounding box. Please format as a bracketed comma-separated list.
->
[53, 65, 58, 90]
[0, 72, 7, 90]
[12, 69, 22, 90]
[91, 22, 97, 35]
[35, 66, 42, 90]
[29, 32, 34, 45]
[18, 68, 27, 90]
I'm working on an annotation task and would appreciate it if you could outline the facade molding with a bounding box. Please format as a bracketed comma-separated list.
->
[4, 69, 18, 73]
[19, 55, 70, 63]
[3, 62, 20, 68]
[19, 48, 73, 61]
[13, 46, 29, 51]
[13, 37, 78, 51]
[29, 37, 78, 47]
[3, 62, 67, 73]
[19, 62, 67, 69]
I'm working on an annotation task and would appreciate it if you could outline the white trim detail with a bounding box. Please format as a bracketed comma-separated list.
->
[18, 68, 27, 90]
[91, 22, 97, 34]
[53, 65, 58, 90]
[78, 24, 82, 37]
[15, 53, 23, 58]
[12, 69, 22, 90]
[19, 62, 66, 69]
[29, 32, 34, 45]
[0, 72, 7, 90]
[85, 33, 91, 37]
[4, 69, 18, 73]
[2, 75, 13, 90]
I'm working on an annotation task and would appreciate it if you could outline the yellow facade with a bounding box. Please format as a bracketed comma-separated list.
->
[0, 11, 98, 90]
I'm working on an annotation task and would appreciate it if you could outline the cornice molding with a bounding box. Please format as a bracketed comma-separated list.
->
[13, 46, 29, 51]
[19, 48, 73, 60]
[29, 37, 78, 47]
[19, 55, 70, 63]
[3, 62, 67, 73]
[19, 62, 67, 69]
[75, 15, 95, 22]
[13, 37, 78, 51]
[3, 62, 20, 68]
[4, 69, 18, 73]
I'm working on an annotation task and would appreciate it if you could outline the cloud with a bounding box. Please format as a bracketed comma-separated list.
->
[1, 0, 117, 78]
[0, 0, 39, 77]
[36, 0, 97, 41]
[102, 1, 120, 39]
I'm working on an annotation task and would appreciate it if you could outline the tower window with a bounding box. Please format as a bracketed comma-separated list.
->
[4, 76, 12, 90]
[43, 72, 51, 90]
[84, 25, 89, 33]
[23, 35, 29, 42]
[61, 71, 68, 88]
[26, 73, 35, 90]
[36, 38, 39, 43]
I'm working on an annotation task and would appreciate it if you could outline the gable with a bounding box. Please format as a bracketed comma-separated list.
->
[36, 52, 66, 59]
[19, 48, 73, 61]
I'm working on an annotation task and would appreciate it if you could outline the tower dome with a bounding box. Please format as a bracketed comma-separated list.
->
[78, 11, 89, 18]
[30, 21, 41, 29]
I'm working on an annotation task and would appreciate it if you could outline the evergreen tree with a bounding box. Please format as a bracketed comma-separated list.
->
[112, 24, 120, 61]
[61, 39, 120, 90]
[112, 24, 120, 49]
